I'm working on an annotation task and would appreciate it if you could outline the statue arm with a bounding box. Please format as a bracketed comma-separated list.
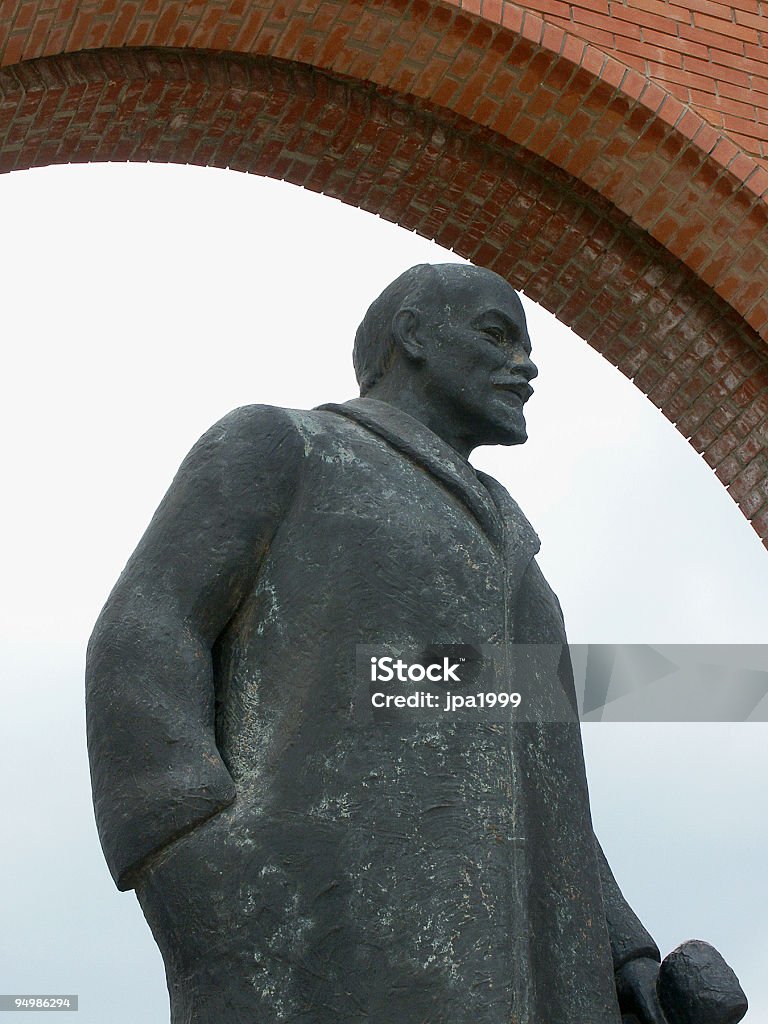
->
[597, 839, 665, 1022]
[513, 558, 660, 970]
[595, 837, 660, 970]
[86, 404, 304, 891]
[514, 561, 743, 1022]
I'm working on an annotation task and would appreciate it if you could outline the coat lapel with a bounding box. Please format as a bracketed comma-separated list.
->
[318, 398, 539, 567]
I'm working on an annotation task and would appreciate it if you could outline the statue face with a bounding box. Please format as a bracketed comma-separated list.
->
[417, 269, 538, 449]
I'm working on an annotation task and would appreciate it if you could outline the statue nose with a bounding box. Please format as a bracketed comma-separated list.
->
[510, 355, 538, 382]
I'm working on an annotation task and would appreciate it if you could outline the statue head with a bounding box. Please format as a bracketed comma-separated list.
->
[353, 263, 538, 455]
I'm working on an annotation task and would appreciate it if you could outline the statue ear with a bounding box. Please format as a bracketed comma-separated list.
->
[392, 307, 426, 365]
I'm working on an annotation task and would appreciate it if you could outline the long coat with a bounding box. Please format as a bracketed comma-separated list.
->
[86, 397, 657, 1023]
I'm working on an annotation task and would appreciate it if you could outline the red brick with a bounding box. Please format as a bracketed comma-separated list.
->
[521, 0, 572, 19]
[729, 456, 767, 500]
[639, 80, 666, 110]
[575, 8, 640, 39]
[695, 12, 758, 42]
[684, 53, 750, 89]
[541, 21, 564, 52]
[701, 94, 759, 123]
[727, 151, 757, 182]
[734, 8, 768, 30]
[736, 430, 766, 464]
[751, 506, 768, 538]
[481, 0, 503, 20]
[501, 4, 523, 32]
[680, 23, 745, 55]
[626, 0, 691, 22]
[520, 11, 543, 44]
[561, 33, 586, 65]
[721, 112, 764, 138]
[711, 135, 740, 168]
[714, 451, 742, 481]
[647, 60, 716, 93]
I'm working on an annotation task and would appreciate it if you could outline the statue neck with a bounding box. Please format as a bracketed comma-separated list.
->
[363, 375, 475, 460]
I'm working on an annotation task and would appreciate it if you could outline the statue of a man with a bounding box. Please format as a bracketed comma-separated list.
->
[85, 265, 724, 1023]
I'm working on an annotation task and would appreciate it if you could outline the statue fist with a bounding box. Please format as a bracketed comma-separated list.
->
[617, 955, 666, 1024]
[619, 940, 748, 1024]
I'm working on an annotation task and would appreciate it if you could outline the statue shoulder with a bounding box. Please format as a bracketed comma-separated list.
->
[144, 404, 309, 539]
[182, 404, 308, 483]
[203, 403, 306, 453]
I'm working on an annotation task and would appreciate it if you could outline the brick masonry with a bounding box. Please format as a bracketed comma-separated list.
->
[0, 0, 766, 544]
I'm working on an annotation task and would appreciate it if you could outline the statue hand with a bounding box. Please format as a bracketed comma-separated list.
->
[616, 956, 666, 1024]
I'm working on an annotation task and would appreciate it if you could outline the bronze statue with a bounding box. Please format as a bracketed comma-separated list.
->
[86, 264, 746, 1023]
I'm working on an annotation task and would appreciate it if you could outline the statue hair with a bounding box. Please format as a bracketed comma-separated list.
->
[353, 264, 441, 395]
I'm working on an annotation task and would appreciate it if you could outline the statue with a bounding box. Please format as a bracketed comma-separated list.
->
[86, 264, 747, 1023]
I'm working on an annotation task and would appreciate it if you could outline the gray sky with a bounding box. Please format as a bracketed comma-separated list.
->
[1, 163, 766, 1022]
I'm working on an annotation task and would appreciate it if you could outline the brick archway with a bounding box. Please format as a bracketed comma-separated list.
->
[1, 1, 766, 543]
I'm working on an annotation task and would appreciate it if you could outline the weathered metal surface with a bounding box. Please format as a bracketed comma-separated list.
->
[86, 265, 745, 1023]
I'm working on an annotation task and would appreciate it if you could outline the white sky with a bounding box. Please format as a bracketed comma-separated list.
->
[0, 162, 766, 1022]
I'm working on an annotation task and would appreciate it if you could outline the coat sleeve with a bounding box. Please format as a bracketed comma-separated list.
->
[595, 839, 660, 969]
[514, 556, 660, 971]
[86, 404, 304, 891]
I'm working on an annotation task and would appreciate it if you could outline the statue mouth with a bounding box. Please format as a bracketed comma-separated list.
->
[491, 379, 533, 402]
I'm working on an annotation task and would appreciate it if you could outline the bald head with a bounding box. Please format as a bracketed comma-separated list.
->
[353, 263, 517, 395]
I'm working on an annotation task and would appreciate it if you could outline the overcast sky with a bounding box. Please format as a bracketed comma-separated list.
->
[0, 162, 766, 1022]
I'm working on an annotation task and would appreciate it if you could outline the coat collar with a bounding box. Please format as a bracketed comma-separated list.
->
[317, 398, 540, 566]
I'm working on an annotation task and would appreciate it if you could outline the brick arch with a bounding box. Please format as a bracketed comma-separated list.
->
[0, 1, 766, 543]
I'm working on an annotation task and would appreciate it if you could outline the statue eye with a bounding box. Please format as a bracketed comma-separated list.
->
[484, 326, 504, 343]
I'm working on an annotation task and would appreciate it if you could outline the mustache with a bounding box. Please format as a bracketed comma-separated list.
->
[489, 374, 534, 401]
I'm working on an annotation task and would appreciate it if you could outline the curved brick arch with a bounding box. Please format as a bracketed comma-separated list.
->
[0, 1, 766, 543]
